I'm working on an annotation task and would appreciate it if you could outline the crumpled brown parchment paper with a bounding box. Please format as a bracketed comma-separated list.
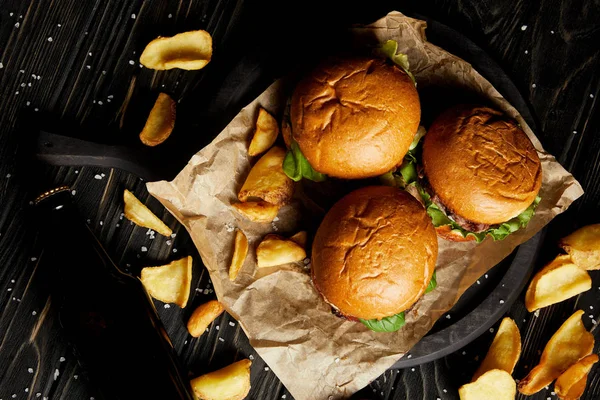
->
[146, 11, 584, 400]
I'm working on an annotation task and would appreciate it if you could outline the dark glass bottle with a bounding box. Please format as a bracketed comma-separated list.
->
[34, 186, 195, 400]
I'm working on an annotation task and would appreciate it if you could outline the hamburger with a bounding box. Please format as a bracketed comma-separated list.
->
[311, 186, 438, 332]
[415, 105, 543, 242]
[282, 42, 421, 181]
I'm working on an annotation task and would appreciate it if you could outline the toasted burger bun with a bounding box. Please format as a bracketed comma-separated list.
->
[290, 57, 420, 179]
[422, 105, 542, 225]
[311, 186, 438, 320]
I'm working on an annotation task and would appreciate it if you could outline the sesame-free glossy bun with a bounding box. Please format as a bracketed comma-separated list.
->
[422, 105, 542, 225]
[290, 57, 420, 179]
[311, 186, 438, 320]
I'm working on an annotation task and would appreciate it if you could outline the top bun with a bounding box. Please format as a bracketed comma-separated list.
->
[290, 57, 421, 179]
[422, 105, 542, 225]
[311, 186, 438, 320]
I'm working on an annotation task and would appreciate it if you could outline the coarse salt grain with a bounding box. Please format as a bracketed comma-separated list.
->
[264, 367, 270, 371]
[141, 246, 147, 252]
[229, 321, 235, 326]
[94, 174, 102, 179]
[15, 22, 20, 28]
[32, 311, 37, 316]
[534, 309, 540, 317]
[164, 304, 170, 309]
[521, 25, 527, 31]
[173, 248, 177, 253]
[249, 354, 254, 360]
[166, 240, 172, 245]
[532, 83, 537, 88]
[28, 368, 34, 373]
[525, 50, 529, 54]
[54, 369, 59, 380]
[411, 368, 415, 371]
[500, 300, 505, 304]
[168, 14, 172, 18]
[47, 37, 53, 42]
[445, 314, 451, 319]
[215, 325, 220, 330]
[131, 13, 136, 19]
[462, 351, 466, 355]
[476, 280, 481, 284]
[129, 60, 135, 65]
[60, 356, 65, 362]
[490, 328, 495, 333]
[407, 354, 412, 358]
[218, 337, 225, 342]
[334, 357, 340, 363]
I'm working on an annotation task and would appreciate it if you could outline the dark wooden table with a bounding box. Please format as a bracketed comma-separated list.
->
[1, 1, 598, 399]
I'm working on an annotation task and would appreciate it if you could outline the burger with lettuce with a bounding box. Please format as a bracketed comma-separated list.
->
[311, 186, 438, 332]
[282, 40, 420, 182]
[386, 104, 543, 242]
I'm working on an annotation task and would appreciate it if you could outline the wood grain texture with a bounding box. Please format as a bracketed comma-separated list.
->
[0, 1, 598, 400]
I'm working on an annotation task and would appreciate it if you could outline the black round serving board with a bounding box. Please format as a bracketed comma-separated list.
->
[30, 11, 545, 370]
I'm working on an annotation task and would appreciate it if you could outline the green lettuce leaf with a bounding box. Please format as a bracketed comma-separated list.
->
[376, 40, 416, 85]
[416, 182, 541, 243]
[379, 126, 425, 188]
[425, 271, 437, 294]
[360, 312, 406, 332]
[282, 141, 327, 182]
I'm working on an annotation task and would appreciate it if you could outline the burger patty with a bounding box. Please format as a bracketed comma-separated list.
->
[418, 171, 491, 233]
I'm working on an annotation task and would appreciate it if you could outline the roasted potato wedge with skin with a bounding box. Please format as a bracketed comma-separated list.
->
[459, 369, 516, 400]
[231, 201, 280, 223]
[140, 30, 212, 70]
[229, 230, 249, 281]
[525, 255, 592, 312]
[238, 146, 294, 205]
[518, 310, 594, 395]
[139, 93, 176, 146]
[123, 189, 172, 236]
[560, 224, 600, 270]
[472, 317, 521, 381]
[191, 359, 252, 400]
[187, 300, 225, 337]
[140, 256, 192, 308]
[289, 231, 307, 248]
[248, 107, 279, 156]
[555, 354, 599, 400]
[256, 235, 306, 268]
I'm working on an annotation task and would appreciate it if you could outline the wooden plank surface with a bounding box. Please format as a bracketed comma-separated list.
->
[0, 1, 598, 399]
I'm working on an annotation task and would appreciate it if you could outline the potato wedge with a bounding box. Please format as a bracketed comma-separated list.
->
[256, 234, 306, 268]
[140, 256, 192, 308]
[289, 231, 307, 248]
[560, 224, 600, 270]
[187, 300, 225, 337]
[238, 146, 294, 205]
[123, 189, 172, 236]
[472, 317, 521, 381]
[248, 107, 279, 156]
[191, 359, 251, 400]
[231, 201, 280, 223]
[518, 310, 594, 395]
[459, 369, 516, 400]
[229, 230, 249, 281]
[140, 30, 212, 70]
[525, 255, 592, 312]
[139, 93, 176, 146]
[555, 354, 598, 400]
